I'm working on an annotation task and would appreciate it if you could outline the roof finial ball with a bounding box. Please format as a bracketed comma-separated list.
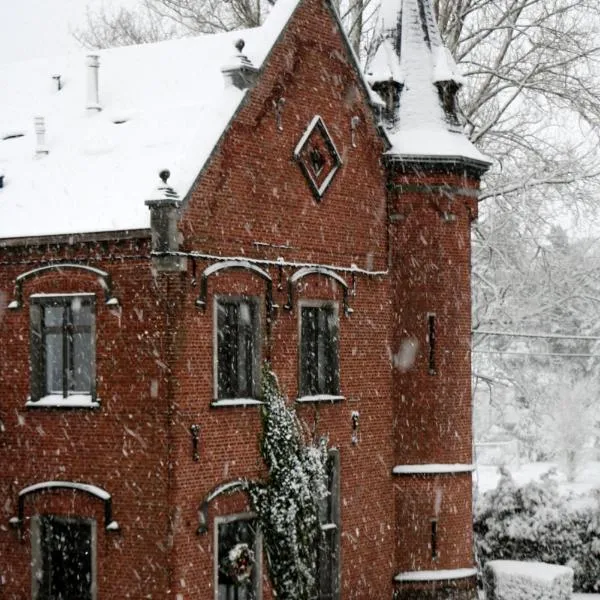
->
[235, 39, 245, 54]
[159, 169, 171, 184]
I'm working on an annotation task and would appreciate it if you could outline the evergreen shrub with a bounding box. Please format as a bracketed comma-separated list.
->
[474, 468, 600, 593]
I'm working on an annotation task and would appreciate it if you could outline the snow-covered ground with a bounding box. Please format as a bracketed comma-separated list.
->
[476, 460, 600, 501]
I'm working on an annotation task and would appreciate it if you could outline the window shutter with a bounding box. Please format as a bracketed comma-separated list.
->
[29, 303, 44, 401]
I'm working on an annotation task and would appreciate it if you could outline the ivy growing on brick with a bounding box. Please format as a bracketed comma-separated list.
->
[249, 362, 328, 600]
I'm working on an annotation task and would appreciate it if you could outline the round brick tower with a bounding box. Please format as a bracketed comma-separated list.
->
[366, 1, 490, 598]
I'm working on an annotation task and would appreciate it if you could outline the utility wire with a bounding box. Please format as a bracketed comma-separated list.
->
[473, 350, 600, 358]
[473, 330, 600, 341]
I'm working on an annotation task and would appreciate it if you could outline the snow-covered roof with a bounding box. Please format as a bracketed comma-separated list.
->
[366, 0, 489, 166]
[0, 0, 302, 241]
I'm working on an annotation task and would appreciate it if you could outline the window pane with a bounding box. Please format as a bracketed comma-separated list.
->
[45, 333, 63, 395]
[301, 306, 338, 396]
[72, 332, 92, 393]
[71, 300, 92, 326]
[323, 309, 338, 395]
[44, 305, 63, 327]
[40, 517, 93, 600]
[217, 302, 238, 399]
[217, 299, 258, 399]
[239, 302, 256, 398]
[301, 307, 319, 396]
[218, 519, 258, 600]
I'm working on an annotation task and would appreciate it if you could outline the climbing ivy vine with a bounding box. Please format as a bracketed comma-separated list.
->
[249, 363, 328, 600]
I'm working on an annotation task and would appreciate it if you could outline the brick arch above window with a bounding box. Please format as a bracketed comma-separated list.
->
[10, 481, 120, 538]
[7, 263, 119, 310]
[284, 266, 352, 316]
[195, 260, 275, 316]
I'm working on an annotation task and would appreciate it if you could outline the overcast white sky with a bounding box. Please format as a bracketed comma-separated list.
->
[0, 0, 137, 64]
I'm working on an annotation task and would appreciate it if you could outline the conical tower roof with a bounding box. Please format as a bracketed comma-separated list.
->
[366, 0, 489, 168]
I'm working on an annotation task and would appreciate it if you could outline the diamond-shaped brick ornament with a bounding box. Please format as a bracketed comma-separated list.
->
[294, 116, 342, 200]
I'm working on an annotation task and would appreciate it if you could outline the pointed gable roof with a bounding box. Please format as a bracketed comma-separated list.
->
[366, 0, 489, 167]
[0, 0, 303, 241]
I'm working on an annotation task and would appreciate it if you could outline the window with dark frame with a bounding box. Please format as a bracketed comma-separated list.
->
[427, 314, 436, 375]
[30, 295, 95, 401]
[216, 516, 260, 600]
[32, 515, 95, 600]
[318, 449, 340, 600]
[216, 297, 259, 400]
[300, 304, 339, 397]
[431, 518, 439, 560]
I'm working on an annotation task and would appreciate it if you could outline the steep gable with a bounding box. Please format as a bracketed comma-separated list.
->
[179, 0, 389, 272]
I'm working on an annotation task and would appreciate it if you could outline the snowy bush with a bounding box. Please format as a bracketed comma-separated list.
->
[474, 468, 600, 592]
[249, 363, 327, 600]
[483, 560, 573, 600]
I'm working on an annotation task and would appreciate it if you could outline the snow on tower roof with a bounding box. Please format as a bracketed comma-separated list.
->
[0, 0, 302, 241]
[366, 0, 489, 166]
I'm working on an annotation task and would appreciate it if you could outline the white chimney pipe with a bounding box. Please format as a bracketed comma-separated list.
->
[86, 54, 101, 112]
[34, 116, 49, 156]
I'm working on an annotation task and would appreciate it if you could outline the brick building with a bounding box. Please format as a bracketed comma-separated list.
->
[0, 0, 489, 598]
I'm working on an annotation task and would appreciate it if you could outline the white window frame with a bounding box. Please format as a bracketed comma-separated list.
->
[212, 295, 262, 406]
[28, 293, 98, 408]
[213, 512, 263, 600]
[297, 300, 342, 402]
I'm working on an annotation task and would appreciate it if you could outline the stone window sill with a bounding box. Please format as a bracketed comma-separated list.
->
[26, 394, 100, 409]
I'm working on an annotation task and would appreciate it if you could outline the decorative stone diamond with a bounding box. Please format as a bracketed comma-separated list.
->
[294, 116, 342, 200]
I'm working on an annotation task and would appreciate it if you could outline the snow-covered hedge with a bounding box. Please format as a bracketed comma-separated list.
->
[474, 468, 600, 593]
[484, 560, 573, 600]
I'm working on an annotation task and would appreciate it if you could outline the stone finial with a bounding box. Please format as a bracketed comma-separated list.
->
[221, 39, 259, 90]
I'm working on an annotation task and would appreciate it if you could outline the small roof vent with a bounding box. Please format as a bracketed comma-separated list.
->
[34, 116, 49, 156]
[86, 55, 101, 112]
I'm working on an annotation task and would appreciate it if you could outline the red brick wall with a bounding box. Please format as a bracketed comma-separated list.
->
[166, 0, 395, 596]
[388, 168, 480, 598]
[0, 239, 173, 599]
[0, 0, 483, 598]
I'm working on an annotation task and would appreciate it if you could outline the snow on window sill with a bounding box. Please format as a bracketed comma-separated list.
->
[210, 398, 264, 408]
[394, 568, 477, 582]
[26, 394, 100, 409]
[392, 463, 475, 475]
[296, 394, 345, 404]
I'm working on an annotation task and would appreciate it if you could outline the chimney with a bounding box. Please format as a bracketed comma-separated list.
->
[145, 170, 187, 272]
[221, 39, 259, 90]
[86, 54, 101, 112]
[34, 117, 49, 156]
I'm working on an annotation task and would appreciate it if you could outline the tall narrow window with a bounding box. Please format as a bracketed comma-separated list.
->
[216, 515, 261, 600]
[216, 297, 259, 400]
[31, 515, 96, 600]
[427, 314, 436, 375]
[318, 449, 340, 600]
[300, 304, 339, 398]
[431, 518, 439, 560]
[30, 295, 95, 402]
